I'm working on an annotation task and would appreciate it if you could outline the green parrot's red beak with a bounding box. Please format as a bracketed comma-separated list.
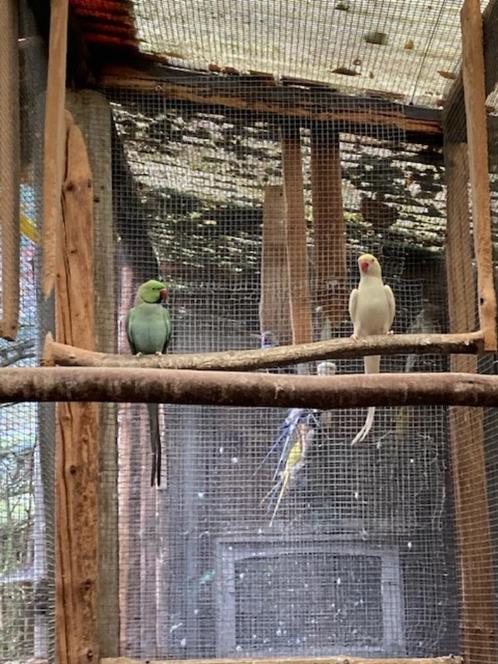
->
[160, 288, 168, 302]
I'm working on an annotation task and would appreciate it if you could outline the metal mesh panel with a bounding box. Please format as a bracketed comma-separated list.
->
[105, 84, 458, 659]
[1, 2, 497, 662]
[0, 2, 54, 662]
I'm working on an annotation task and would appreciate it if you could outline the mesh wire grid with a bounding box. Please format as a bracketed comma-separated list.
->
[0, 0, 54, 662]
[1, 1, 498, 661]
[107, 84, 457, 659]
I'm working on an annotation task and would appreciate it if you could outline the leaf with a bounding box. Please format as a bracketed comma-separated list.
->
[331, 67, 361, 77]
[437, 70, 457, 80]
[364, 31, 388, 46]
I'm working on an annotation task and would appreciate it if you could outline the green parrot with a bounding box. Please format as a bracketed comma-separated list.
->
[126, 279, 171, 486]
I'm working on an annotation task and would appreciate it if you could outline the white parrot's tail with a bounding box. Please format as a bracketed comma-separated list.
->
[351, 355, 380, 445]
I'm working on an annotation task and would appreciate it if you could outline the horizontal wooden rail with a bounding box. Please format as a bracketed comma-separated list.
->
[100, 63, 442, 142]
[1, 367, 498, 408]
[102, 655, 463, 664]
[43, 331, 484, 371]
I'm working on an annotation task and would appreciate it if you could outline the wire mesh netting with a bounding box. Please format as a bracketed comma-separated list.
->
[106, 85, 459, 659]
[0, 1, 54, 662]
[1, 2, 498, 663]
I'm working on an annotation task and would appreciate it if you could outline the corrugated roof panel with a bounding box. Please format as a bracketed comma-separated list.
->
[70, 0, 138, 48]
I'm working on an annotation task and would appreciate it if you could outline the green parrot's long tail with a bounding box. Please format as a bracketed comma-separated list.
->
[147, 403, 161, 486]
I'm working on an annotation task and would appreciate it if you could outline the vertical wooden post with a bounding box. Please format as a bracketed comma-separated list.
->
[117, 265, 143, 656]
[56, 111, 98, 664]
[140, 426, 158, 655]
[43, 0, 68, 298]
[281, 126, 313, 345]
[445, 140, 497, 664]
[260, 185, 292, 346]
[0, 0, 20, 340]
[461, 0, 497, 351]
[310, 124, 348, 331]
[66, 90, 119, 657]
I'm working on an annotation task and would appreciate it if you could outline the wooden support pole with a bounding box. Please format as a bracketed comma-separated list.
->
[43, 0, 68, 298]
[3, 367, 498, 409]
[442, 0, 498, 143]
[310, 124, 347, 330]
[44, 330, 483, 371]
[281, 126, 313, 345]
[260, 185, 291, 346]
[55, 111, 99, 664]
[0, 0, 20, 340]
[444, 139, 497, 663]
[66, 90, 119, 658]
[461, 0, 497, 351]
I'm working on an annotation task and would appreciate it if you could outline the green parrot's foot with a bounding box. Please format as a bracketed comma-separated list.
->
[155, 351, 163, 356]
[136, 352, 143, 357]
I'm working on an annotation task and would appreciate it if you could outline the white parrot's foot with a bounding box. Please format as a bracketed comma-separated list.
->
[350, 333, 360, 341]
[351, 423, 369, 445]
[387, 330, 394, 335]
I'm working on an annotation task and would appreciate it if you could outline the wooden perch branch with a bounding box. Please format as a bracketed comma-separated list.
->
[44, 331, 484, 371]
[2, 367, 498, 408]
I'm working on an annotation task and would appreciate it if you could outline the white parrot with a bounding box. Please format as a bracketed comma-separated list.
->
[349, 253, 396, 445]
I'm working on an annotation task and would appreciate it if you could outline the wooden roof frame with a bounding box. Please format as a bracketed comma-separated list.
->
[99, 59, 443, 145]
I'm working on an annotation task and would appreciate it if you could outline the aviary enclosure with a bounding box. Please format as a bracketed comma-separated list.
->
[1, 1, 498, 664]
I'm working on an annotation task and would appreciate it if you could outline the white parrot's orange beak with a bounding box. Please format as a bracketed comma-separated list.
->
[360, 261, 370, 273]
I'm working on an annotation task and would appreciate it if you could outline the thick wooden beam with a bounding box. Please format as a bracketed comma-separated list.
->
[100, 63, 442, 143]
[66, 90, 119, 658]
[56, 111, 98, 664]
[102, 657, 462, 664]
[43, 0, 69, 297]
[0, 0, 20, 340]
[281, 127, 313, 346]
[460, 0, 497, 351]
[445, 139, 497, 663]
[259, 185, 291, 346]
[44, 331, 484, 371]
[310, 125, 347, 330]
[3, 367, 498, 409]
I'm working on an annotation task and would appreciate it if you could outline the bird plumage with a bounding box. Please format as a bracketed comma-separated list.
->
[126, 279, 171, 486]
[258, 408, 319, 526]
[349, 254, 395, 444]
